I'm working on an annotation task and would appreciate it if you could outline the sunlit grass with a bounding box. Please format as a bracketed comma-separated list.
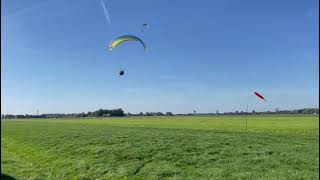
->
[1, 115, 319, 179]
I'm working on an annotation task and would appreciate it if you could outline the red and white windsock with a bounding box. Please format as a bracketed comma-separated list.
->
[254, 91, 267, 102]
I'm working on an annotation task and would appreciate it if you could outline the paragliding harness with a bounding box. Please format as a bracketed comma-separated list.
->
[118, 70, 124, 76]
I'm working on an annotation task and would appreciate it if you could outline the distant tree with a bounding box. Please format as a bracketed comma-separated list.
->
[156, 112, 164, 116]
[4, 114, 15, 119]
[111, 109, 124, 116]
[165, 112, 173, 116]
[16, 115, 25, 119]
[80, 112, 85, 118]
[252, 110, 256, 114]
[97, 109, 104, 117]
[103, 113, 111, 117]
[138, 112, 144, 116]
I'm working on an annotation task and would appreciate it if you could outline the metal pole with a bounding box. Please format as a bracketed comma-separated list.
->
[246, 104, 248, 130]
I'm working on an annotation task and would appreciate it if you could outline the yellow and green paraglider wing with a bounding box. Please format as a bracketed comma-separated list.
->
[108, 35, 147, 52]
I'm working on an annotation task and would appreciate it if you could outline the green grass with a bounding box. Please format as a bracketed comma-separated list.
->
[1, 116, 319, 179]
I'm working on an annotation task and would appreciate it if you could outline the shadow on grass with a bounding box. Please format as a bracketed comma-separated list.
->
[1, 173, 16, 180]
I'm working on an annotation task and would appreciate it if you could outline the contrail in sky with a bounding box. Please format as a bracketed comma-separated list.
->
[100, 0, 112, 25]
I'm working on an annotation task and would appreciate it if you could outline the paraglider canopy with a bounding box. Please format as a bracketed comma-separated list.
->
[108, 35, 147, 52]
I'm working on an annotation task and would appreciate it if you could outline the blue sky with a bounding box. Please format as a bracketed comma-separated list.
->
[1, 0, 319, 114]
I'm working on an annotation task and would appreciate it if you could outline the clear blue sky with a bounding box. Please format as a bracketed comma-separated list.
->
[1, 0, 319, 114]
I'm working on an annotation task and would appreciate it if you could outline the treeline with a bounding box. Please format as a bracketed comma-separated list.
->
[195, 108, 319, 116]
[127, 112, 173, 116]
[1, 108, 318, 119]
[1, 108, 125, 119]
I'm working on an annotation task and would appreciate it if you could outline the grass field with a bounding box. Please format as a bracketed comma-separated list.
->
[1, 116, 319, 179]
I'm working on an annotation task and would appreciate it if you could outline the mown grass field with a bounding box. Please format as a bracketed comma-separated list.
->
[1, 116, 319, 179]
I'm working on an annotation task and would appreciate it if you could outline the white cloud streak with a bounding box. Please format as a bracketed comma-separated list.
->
[100, 0, 112, 25]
